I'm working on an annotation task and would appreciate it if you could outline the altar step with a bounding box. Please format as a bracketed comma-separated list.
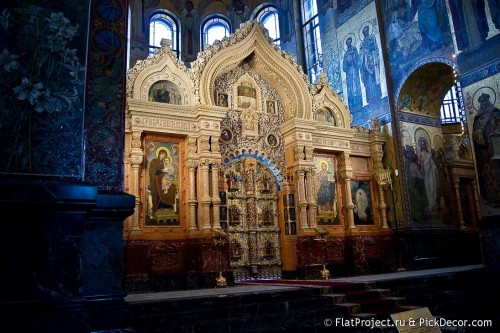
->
[124, 265, 495, 333]
[126, 285, 348, 332]
[323, 287, 415, 317]
[238, 279, 421, 332]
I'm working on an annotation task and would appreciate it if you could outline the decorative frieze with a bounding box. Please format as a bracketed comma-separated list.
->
[296, 132, 312, 141]
[132, 116, 192, 131]
[312, 137, 350, 149]
[351, 144, 370, 154]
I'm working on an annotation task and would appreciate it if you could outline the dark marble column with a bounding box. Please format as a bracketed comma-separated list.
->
[0, 177, 134, 333]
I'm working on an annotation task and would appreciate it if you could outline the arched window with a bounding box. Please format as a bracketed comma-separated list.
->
[300, 0, 323, 83]
[440, 82, 464, 124]
[201, 15, 231, 50]
[253, 4, 280, 45]
[149, 11, 179, 57]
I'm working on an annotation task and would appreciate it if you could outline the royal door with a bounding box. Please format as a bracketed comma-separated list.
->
[223, 157, 282, 280]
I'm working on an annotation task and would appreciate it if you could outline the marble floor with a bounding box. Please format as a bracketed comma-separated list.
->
[125, 264, 485, 303]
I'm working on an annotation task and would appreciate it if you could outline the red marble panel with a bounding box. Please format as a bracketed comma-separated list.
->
[326, 237, 346, 263]
[125, 240, 153, 275]
[296, 236, 327, 266]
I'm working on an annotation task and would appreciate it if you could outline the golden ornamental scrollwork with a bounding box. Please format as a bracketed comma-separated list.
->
[190, 21, 253, 78]
[244, 157, 256, 168]
[191, 21, 311, 111]
[298, 166, 310, 173]
[376, 169, 393, 189]
[132, 116, 192, 132]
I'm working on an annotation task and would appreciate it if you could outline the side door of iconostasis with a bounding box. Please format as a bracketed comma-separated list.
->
[221, 158, 281, 281]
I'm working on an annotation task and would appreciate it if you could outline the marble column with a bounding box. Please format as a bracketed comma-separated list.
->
[378, 184, 389, 228]
[340, 153, 355, 229]
[187, 159, 199, 230]
[129, 130, 143, 232]
[211, 162, 222, 229]
[306, 167, 318, 228]
[200, 159, 212, 229]
[370, 130, 389, 229]
[297, 168, 309, 229]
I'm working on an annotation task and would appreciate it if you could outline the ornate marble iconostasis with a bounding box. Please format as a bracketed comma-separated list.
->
[124, 22, 394, 289]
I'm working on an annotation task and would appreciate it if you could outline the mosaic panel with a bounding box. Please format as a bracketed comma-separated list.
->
[84, 0, 127, 190]
[0, 1, 89, 176]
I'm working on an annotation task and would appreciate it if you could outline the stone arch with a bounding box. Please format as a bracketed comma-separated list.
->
[395, 60, 458, 225]
[126, 40, 195, 106]
[192, 21, 313, 120]
[222, 148, 283, 188]
[396, 59, 457, 116]
[312, 73, 351, 129]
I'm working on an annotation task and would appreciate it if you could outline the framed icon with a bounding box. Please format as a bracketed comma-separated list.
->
[217, 92, 229, 107]
[267, 134, 278, 147]
[220, 128, 233, 142]
[266, 100, 276, 114]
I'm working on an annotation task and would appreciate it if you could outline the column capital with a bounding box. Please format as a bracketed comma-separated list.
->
[186, 159, 199, 169]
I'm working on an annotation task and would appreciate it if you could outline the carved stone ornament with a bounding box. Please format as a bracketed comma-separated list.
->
[294, 146, 304, 161]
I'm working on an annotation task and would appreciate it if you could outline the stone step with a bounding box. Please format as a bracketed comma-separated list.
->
[130, 302, 344, 333]
[126, 280, 429, 333]
[330, 294, 409, 317]
[349, 304, 422, 320]
[127, 287, 346, 332]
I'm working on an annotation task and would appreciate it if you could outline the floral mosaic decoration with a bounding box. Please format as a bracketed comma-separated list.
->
[0, 5, 85, 175]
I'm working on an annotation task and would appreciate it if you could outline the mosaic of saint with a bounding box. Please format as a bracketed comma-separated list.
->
[403, 131, 452, 224]
[237, 84, 256, 109]
[149, 80, 182, 104]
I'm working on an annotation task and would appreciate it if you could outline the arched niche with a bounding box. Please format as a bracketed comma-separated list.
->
[397, 61, 455, 118]
[311, 73, 352, 129]
[192, 21, 314, 120]
[126, 40, 196, 106]
[394, 60, 474, 227]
